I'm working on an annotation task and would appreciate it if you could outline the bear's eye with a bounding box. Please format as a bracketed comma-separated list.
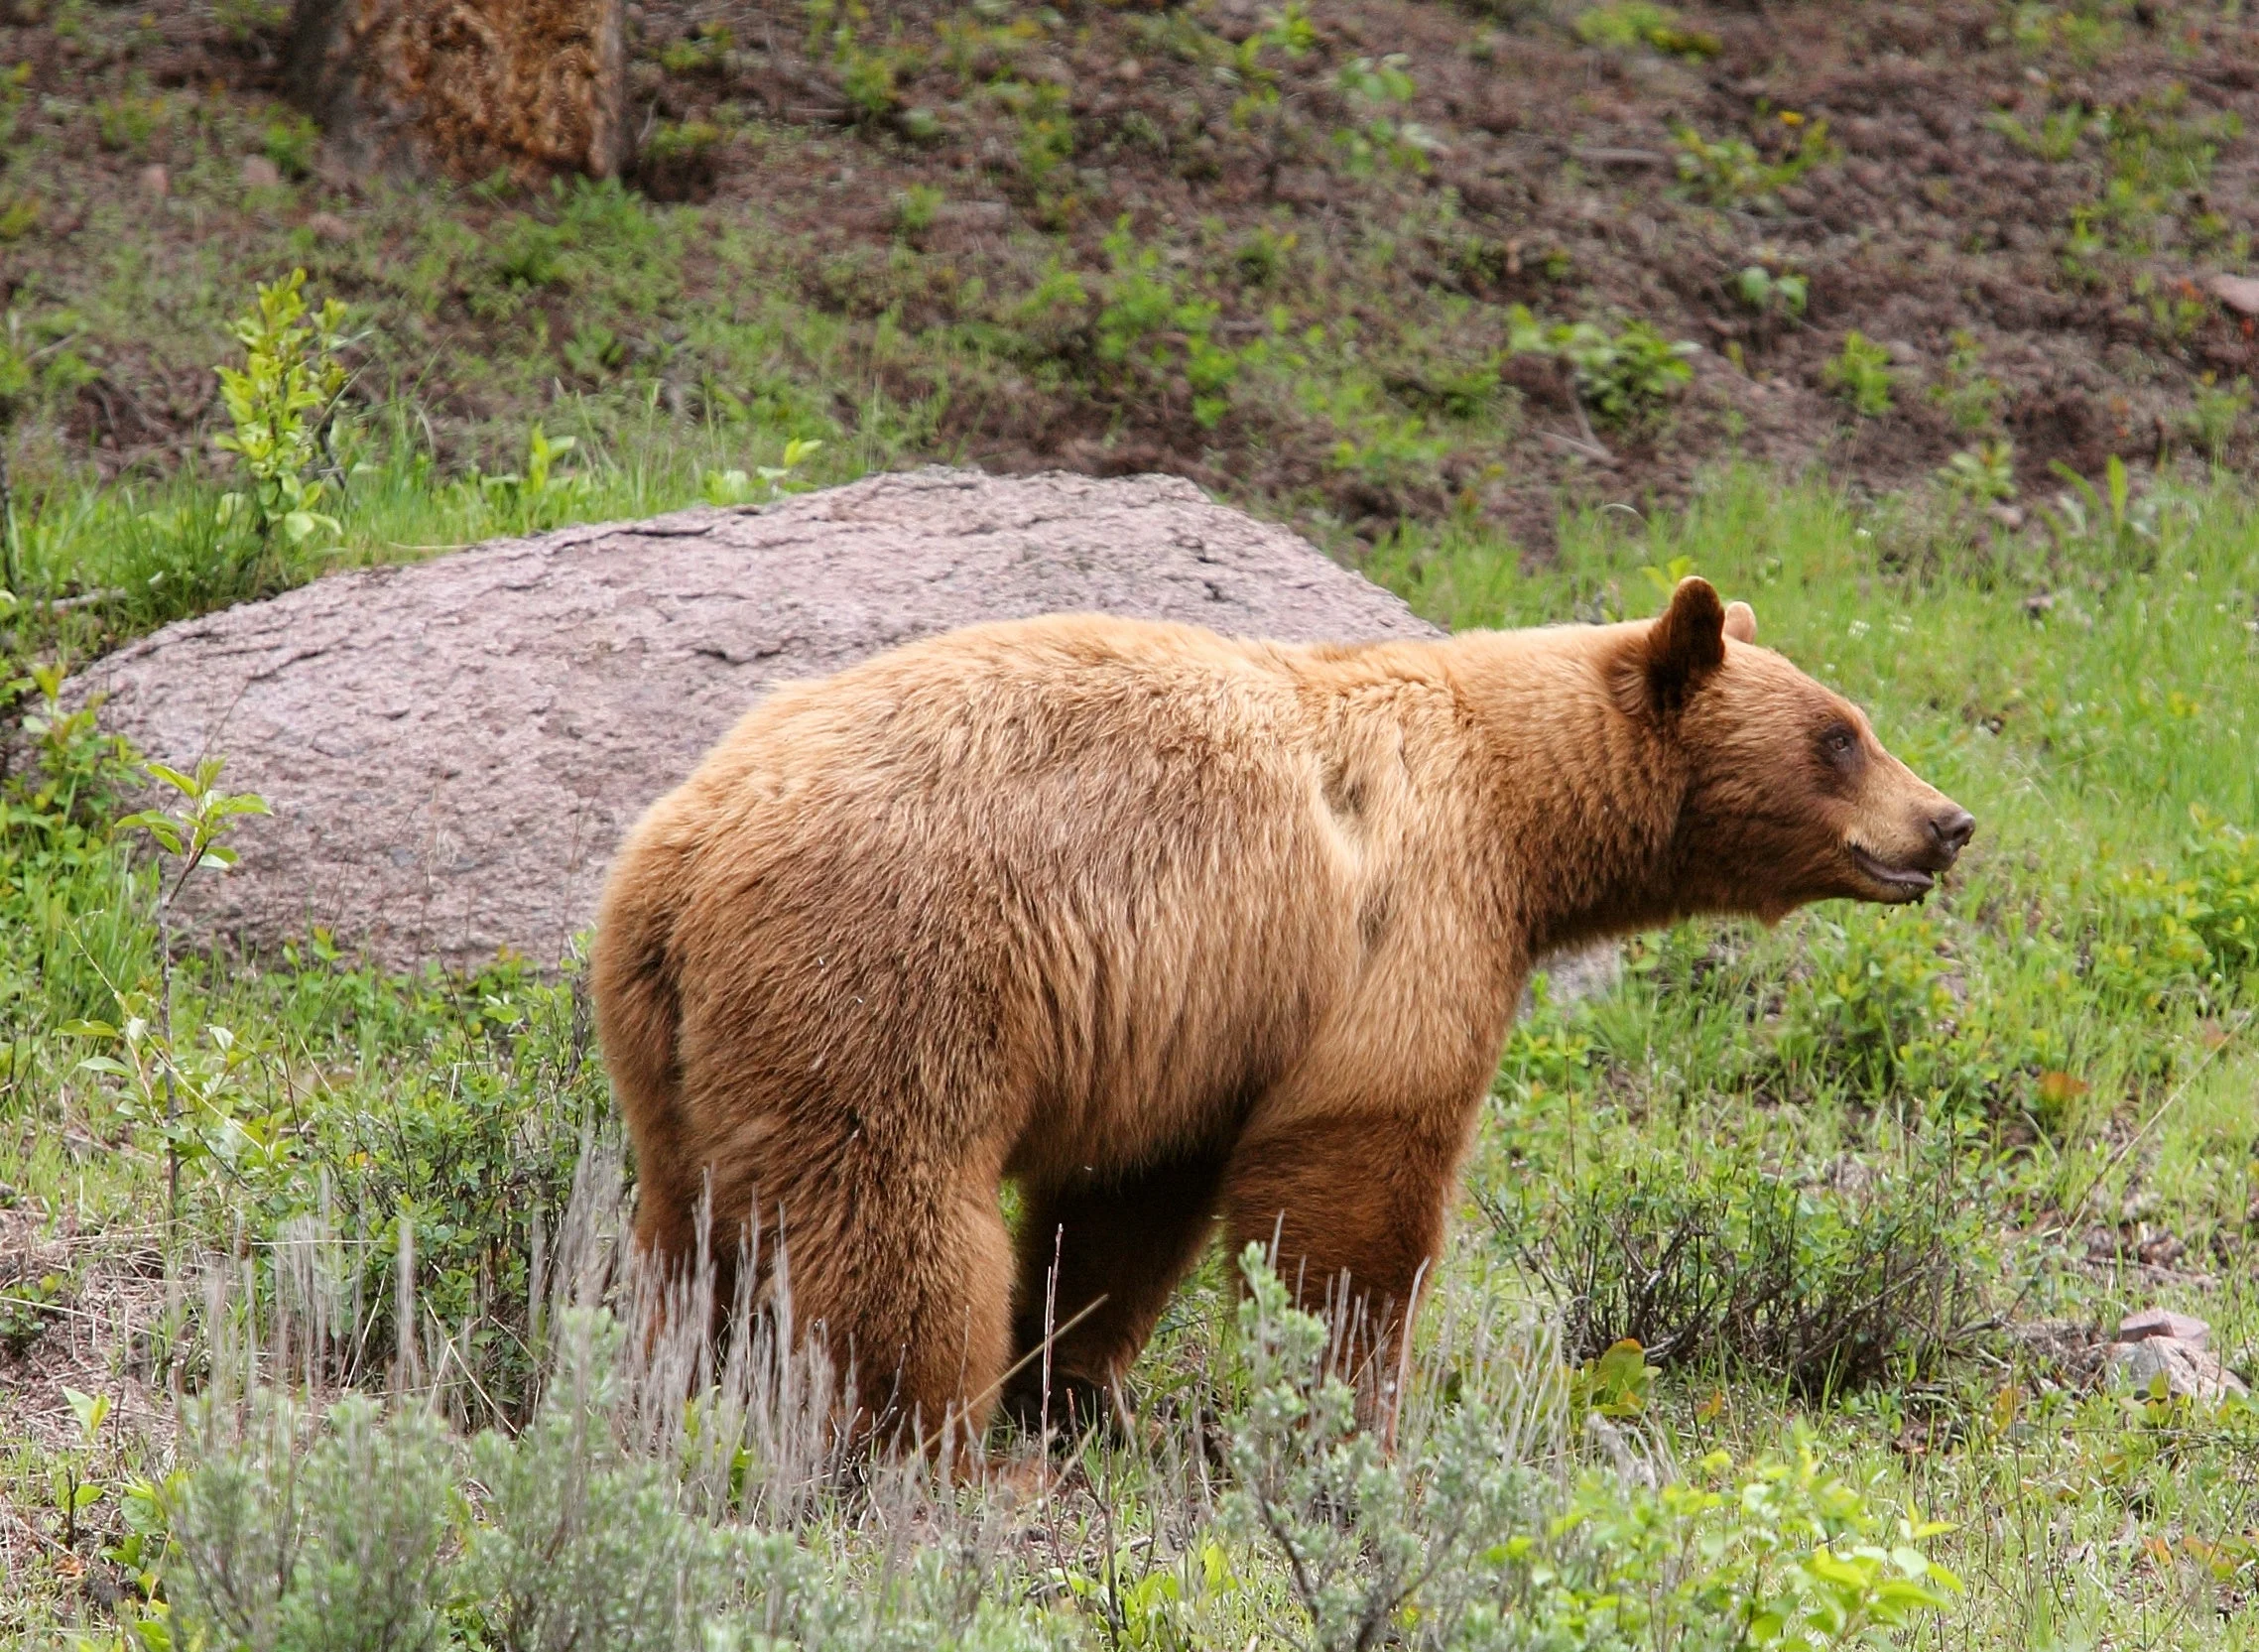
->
[1820, 724, 1859, 768]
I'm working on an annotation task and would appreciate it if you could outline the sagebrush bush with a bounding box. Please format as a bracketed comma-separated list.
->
[124, 1238, 1962, 1652]
[169, 1392, 453, 1652]
[1485, 1136, 1992, 1392]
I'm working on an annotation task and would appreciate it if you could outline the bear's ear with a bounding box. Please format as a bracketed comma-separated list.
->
[1723, 600, 1757, 644]
[1622, 575, 1728, 717]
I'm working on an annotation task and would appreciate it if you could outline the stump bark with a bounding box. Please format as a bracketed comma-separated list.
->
[284, 0, 625, 184]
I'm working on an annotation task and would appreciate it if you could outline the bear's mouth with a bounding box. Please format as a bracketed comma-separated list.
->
[1847, 842, 1936, 898]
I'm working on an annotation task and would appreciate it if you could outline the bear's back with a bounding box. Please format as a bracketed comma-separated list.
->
[638, 614, 1440, 1173]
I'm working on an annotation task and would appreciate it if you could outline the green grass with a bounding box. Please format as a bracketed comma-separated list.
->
[7, 460, 2259, 1645]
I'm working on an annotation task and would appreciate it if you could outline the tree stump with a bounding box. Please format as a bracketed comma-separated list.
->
[284, 0, 625, 184]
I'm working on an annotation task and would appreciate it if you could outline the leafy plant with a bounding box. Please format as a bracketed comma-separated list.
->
[1573, 1, 1718, 58]
[168, 1391, 456, 1652]
[1985, 101, 2092, 162]
[2186, 373, 2251, 462]
[94, 91, 165, 154]
[1507, 306, 1697, 427]
[1821, 331, 1894, 417]
[1489, 1133, 1991, 1391]
[1940, 440, 2017, 506]
[108, 755, 271, 1219]
[1929, 331, 2003, 434]
[562, 321, 626, 379]
[894, 183, 943, 237]
[1222, 1243, 1962, 1648]
[1097, 223, 1247, 428]
[1734, 264, 1808, 321]
[658, 21, 733, 74]
[477, 425, 592, 533]
[1672, 113, 1836, 209]
[1223, 1, 1316, 129]
[52, 1385, 110, 1550]
[263, 111, 321, 179]
[2037, 452, 2160, 566]
[212, 269, 352, 548]
[489, 216, 570, 291]
[1332, 55, 1436, 177]
[2175, 812, 2259, 988]
[700, 437, 824, 506]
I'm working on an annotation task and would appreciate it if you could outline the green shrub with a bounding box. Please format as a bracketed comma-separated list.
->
[1223, 1246, 1961, 1647]
[1506, 307, 1697, 427]
[1573, 2, 1718, 57]
[168, 1392, 454, 1652]
[94, 92, 165, 154]
[1822, 331, 1895, 417]
[894, 183, 944, 237]
[1096, 222, 1246, 428]
[460, 1313, 734, 1652]
[1672, 115, 1835, 209]
[1940, 440, 2017, 506]
[1775, 909, 1960, 1098]
[489, 216, 570, 291]
[1487, 1136, 1992, 1392]
[263, 111, 322, 180]
[212, 268, 352, 548]
[1734, 263, 1808, 320]
[2185, 815, 2259, 983]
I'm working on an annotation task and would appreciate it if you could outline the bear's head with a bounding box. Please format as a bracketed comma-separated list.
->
[1618, 576, 1974, 923]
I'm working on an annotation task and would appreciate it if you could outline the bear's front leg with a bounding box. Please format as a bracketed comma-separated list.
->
[1221, 1106, 1470, 1445]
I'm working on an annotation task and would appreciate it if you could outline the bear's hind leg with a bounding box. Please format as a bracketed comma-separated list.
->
[772, 1161, 1017, 1461]
[1003, 1149, 1226, 1436]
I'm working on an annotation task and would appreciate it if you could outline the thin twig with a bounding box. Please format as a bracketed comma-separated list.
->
[0, 425, 19, 596]
[1539, 429, 1617, 465]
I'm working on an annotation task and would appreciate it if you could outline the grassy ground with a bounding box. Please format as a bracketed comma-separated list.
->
[4, 438, 2259, 1644]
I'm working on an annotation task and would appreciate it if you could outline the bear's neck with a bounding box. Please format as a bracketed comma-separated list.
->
[1441, 631, 1688, 956]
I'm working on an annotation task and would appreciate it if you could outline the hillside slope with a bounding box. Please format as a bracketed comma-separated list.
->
[0, 0, 2255, 551]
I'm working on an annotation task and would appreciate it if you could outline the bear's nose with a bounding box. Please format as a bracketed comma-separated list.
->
[1929, 807, 1976, 858]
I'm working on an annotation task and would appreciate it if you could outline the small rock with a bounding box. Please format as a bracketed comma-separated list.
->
[2206, 273, 2259, 317]
[2106, 1335, 2246, 1401]
[2135, 1231, 2187, 1269]
[1991, 505, 2027, 532]
[305, 211, 351, 244]
[240, 155, 283, 189]
[1520, 940, 1622, 1017]
[1111, 58, 1142, 80]
[1885, 339, 1921, 366]
[137, 164, 169, 197]
[2117, 1306, 2209, 1348]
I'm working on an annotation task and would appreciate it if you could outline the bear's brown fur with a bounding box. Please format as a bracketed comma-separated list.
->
[591, 577, 1972, 1449]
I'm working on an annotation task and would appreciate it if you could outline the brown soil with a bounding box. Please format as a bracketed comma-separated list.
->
[2, 0, 2256, 544]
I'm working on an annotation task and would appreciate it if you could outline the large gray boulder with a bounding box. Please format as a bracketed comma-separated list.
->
[70, 468, 1440, 973]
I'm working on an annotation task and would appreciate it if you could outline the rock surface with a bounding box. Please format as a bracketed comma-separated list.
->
[2103, 1307, 2246, 1402]
[68, 468, 1443, 973]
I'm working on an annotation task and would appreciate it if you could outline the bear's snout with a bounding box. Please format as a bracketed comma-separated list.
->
[1926, 806, 1976, 865]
